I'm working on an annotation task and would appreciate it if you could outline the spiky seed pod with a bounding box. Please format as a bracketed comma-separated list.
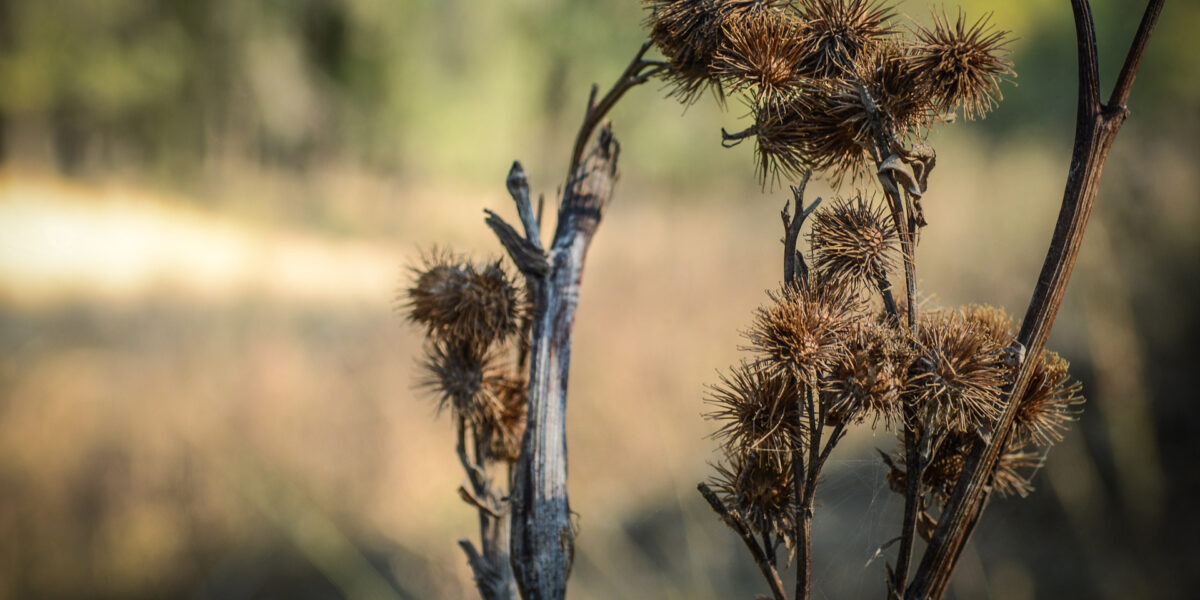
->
[1016, 351, 1084, 447]
[712, 452, 796, 545]
[419, 341, 507, 427]
[791, 79, 876, 183]
[961, 303, 1015, 346]
[479, 374, 528, 463]
[706, 361, 806, 468]
[883, 432, 1036, 506]
[911, 10, 1013, 120]
[858, 41, 933, 137]
[809, 193, 899, 291]
[406, 252, 521, 351]
[646, 0, 726, 103]
[958, 304, 1085, 447]
[907, 310, 1007, 433]
[751, 93, 814, 184]
[646, 0, 793, 104]
[746, 276, 863, 382]
[715, 10, 808, 104]
[794, 0, 897, 79]
[825, 321, 911, 428]
[752, 81, 872, 186]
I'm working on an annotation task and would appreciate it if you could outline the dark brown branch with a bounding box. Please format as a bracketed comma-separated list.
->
[455, 423, 518, 600]
[905, 1, 1164, 597]
[698, 483, 788, 600]
[1069, 0, 1102, 124]
[782, 170, 815, 287]
[568, 41, 664, 178]
[1108, 0, 1165, 108]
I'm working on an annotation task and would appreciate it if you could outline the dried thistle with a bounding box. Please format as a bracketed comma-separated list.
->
[884, 432, 1035, 506]
[858, 41, 933, 137]
[752, 81, 872, 186]
[1015, 350, 1084, 447]
[712, 451, 796, 544]
[825, 321, 911, 428]
[745, 277, 863, 381]
[706, 361, 806, 468]
[912, 10, 1013, 120]
[406, 251, 521, 351]
[750, 93, 814, 184]
[794, 0, 897, 79]
[715, 9, 808, 103]
[809, 193, 899, 290]
[907, 309, 1006, 433]
[420, 341, 508, 427]
[479, 373, 528, 463]
[646, 0, 727, 103]
[961, 303, 1016, 346]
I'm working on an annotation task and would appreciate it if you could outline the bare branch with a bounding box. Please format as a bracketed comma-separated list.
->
[783, 169, 814, 287]
[507, 162, 544, 252]
[485, 209, 550, 277]
[568, 41, 662, 179]
[1108, 0, 1165, 109]
[906, 1, 1165, 597]
[698, 483, 789, 600]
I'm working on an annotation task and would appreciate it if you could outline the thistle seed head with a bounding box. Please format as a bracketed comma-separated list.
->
[706, 361, 806, 467]
[419, 341, 507, 427]
[1016, 351, 1084, 447]
[809, 193, 899, 290]
[715, 10, 808, 104]
[712, 451, 796, 544]
[479, 373, 528, 463]
[912, 10, 1013, 120]
[406, 251, 521, 351]
[746, 277, 864, 381]
[825, 321, 911, 429]
[794, 0, 897, 79]
[752, 81, 873, 186]
[907, 309, 1006, 433]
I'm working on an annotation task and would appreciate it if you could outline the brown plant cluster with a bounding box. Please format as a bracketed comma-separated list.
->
[645, 0, 1013, 183]
[405, 250, 530, 464]
[702, 202, 1082, 568]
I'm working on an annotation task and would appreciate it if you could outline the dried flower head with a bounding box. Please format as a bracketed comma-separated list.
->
[746, 277, 863, 381]
[809, 193, 898, 290]
[646, 0, 726, 103]
[751, 93, 814, 184]
[826, 321, 911, 428]
[961, 303, 1015, 346]
[713, 451, 795, 544]
[858, 41, 932, 136]
[406, 251, 521, 350]
[912, 10, 1013, 120]
[706, 361, 805, 467]
[420, 341, 507, 427]
[907, 309, 1006, 433]
[479, 373, 528, 463]
[883, 432, 1035, 506]
[752, 81, 872, 186]
[1016, 350, 1084, 447]
[715, 9, 808, 103]
[795, 0, 897, 79]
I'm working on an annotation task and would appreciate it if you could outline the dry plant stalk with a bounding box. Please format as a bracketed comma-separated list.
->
[403, 1, 1163, 599]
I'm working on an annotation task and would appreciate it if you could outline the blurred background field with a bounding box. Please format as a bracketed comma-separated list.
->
[1, 0, 1198, 598]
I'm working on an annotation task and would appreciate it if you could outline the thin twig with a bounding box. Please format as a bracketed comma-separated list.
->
[783, 170, 814, 287]
[568, 41, 664, 179]
[698, 483, 788, 600]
